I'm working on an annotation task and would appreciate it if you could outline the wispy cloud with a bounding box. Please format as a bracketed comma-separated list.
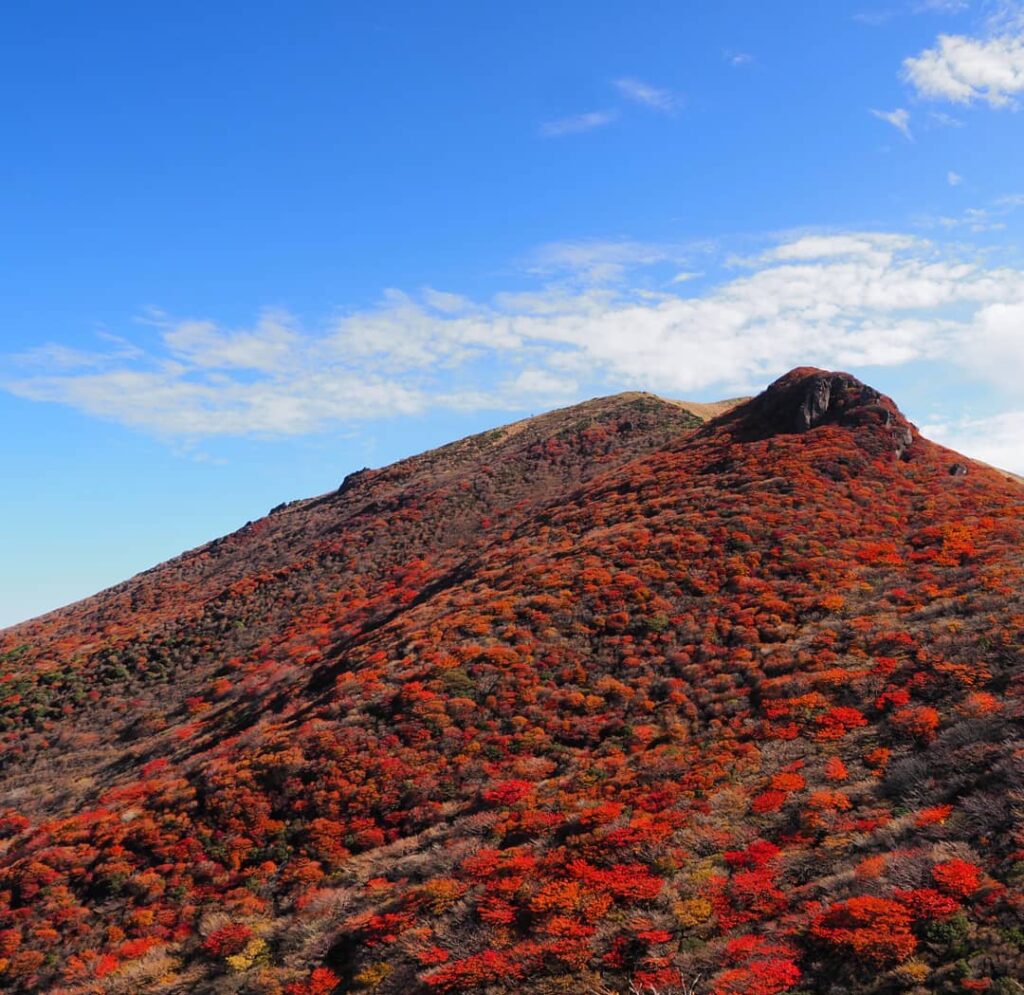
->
[526, 238, 700, 283]
[6, 232, 1024, 459]
[915, 189, 1024, 231]
[612, 78, 682, 113]
[541, 78, 681, 137]
[857, 0, 970, 22]
[723, 50, 754, 67]
[914, 0, 970, 13]
[539, 110, 617, 137]
[947, 170, 964, 185]
[147, 308, 302, 372]
[854, 10, 897, 26]
[871, 106, 914, 138]
[985, 0, 1024, 34]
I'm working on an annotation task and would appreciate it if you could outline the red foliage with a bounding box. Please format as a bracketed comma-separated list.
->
[711, 959, 802, 995]
[890, 705, 941, 743]
[0, 369, 1021, 994]
[823, 756, 849, 782]
[202, 923, 253, 957]
[816, 706, 868, 740]
[424, 949, 524, 992]
[915, 804, 953, 827]
[713, 936, 802, 995]
[482, 779, 535, 806]
[285, 967, 342, 995]
[810, 896, 917, 965]
[932, 859, 982, 898]
[895, 887, 960, 920]
[751, 790, 787, 814]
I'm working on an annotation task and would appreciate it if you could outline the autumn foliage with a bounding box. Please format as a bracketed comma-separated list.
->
[0, 370, 1021, 994]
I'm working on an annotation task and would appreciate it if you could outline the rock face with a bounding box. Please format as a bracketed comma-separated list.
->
[712, 367, 916, 459]
[795, 374, 837, 431]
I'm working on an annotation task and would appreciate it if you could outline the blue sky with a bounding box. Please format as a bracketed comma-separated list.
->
[3, 0, 1024, 627]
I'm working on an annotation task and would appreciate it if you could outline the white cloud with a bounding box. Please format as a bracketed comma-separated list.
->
[870, 107, 914, 138]
[947, 170, 964, 185]
[540, 110, 617, 137]
[957, 300, 1024, 390]
[421, 288, 473, 314]
[5, 232, 1024, 439]
[924, 411, 1024, 474]
[903, 31, 1024, 105]
[761, 232, 919, 263]
[155, 309, 301, 372]
[613, 78, 681, 113]
[7, 358, 426, 437]
[504, 368, 579, 398]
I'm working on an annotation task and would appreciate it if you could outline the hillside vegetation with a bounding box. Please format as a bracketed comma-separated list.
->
[1, 368, 1022, 995]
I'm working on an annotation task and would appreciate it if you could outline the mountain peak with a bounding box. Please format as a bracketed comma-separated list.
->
[711, 366, 915, 457]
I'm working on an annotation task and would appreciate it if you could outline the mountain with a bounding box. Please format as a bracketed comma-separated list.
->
[1, 368, 1022, 995]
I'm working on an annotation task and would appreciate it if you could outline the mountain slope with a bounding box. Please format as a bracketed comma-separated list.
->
[1, 369, 1023, 995]
[0, 392, 711, 821]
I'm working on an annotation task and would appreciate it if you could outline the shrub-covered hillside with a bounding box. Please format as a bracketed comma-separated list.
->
[1, 368, 1022, 995]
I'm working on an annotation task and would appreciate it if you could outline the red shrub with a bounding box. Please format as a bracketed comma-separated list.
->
[823, 757, 848, 782]
[751, 790, 787, 814]
[810, 896, 916, 965]
[202, 923, 253, 957]
[915, 804, 953, 827]
[711, 959, 802, 995]
[890, 705, 940, 743]
[932, 859, 981, 898]
[895, 887, 960, 919]
[816, 707, 867, 740]
[482, 780, 534, 806]
[424, 949, 524, 992]
[285, 968, 341, 995]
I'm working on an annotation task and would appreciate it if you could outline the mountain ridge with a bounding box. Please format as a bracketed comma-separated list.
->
[3, 390, 742, 643]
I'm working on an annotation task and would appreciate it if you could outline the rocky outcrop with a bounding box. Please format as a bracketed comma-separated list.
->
[709, 367, 916, 459]
[337, 466, 376, 495]
[795, 373, 837, 431]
